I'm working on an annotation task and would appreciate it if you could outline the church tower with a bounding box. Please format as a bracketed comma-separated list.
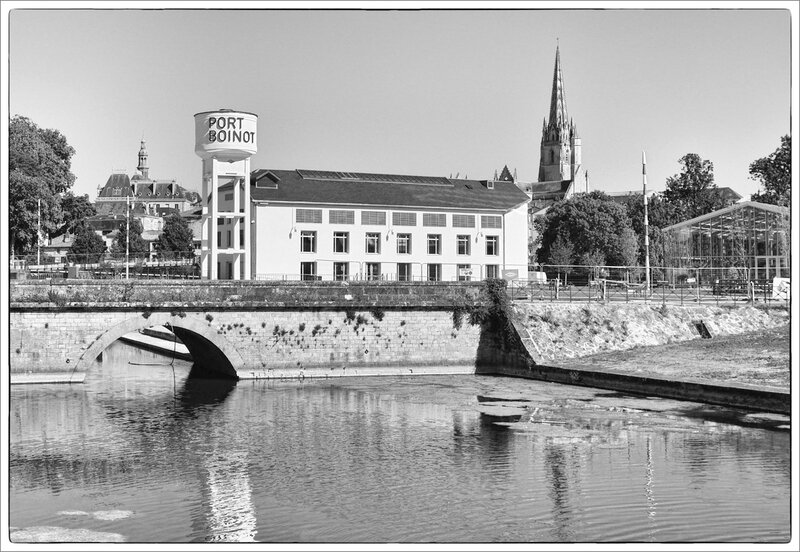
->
[137, 139, 149, 180]
[538, 45, 582, 183]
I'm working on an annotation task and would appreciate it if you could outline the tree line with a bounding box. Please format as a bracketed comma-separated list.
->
[534, 137, 791, 281]
[9, 115, 195, 264]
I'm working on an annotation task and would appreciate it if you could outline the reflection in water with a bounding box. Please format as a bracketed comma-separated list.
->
[8, 340, 792, 543]
[644, 436, 657, 541]
[545, 444, 574, 542]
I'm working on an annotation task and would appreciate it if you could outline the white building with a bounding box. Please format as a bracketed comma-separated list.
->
[215, 169, 530, 281]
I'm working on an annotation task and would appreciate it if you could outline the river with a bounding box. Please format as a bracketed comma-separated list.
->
[8, 339, 790, 543]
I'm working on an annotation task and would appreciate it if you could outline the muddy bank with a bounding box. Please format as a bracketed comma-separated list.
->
[557, 324, 791, 391]
[512, 303, 789, 363]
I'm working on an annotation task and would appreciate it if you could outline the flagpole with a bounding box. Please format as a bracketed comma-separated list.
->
[642, 151, 651, 299]
[126, 194, 130, 280]
[37, 198, 41, 267]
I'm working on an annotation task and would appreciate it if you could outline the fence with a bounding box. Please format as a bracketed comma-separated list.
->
[508, 264, 790, 306]
[10, 252, 200, 280]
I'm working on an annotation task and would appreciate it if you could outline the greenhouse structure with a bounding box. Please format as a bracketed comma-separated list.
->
[662, 201, 790, 283]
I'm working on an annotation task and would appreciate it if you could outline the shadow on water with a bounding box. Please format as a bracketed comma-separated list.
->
[176, 367, 238, 411]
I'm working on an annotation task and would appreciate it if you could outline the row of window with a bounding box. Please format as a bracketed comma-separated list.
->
[296, 208, 502, 229]
[300, 231, 499, 256]
[299, 262, 500, 282]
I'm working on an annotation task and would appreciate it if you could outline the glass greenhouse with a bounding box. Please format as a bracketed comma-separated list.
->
[662, 201, 790, 282]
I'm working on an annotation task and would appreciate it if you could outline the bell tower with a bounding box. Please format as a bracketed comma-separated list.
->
[538, 45, 581, 183]
[137, 139, 149, 180]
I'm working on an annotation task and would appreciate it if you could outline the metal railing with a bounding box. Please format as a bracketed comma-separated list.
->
[508, 264, 790, 306]
[10, 252, 200, 280]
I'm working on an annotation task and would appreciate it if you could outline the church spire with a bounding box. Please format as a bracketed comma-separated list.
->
[137, 139, 149, 180]
[538, 44, 582, 183]
[547, 44, 569, 130]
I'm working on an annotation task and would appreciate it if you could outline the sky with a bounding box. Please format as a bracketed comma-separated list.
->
[3, 3, 796, 202]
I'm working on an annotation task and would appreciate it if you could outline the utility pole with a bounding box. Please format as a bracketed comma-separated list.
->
[126, 194, 130, 280]
[37, 198, 41, 266]
[642, 151, 651, 298]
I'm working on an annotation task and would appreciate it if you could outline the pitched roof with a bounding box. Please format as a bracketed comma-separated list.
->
[662, 201, 789, 232]
[518, 179, 572, 196]
[249, 169, 529, 212]
[97, 174, 132, 198]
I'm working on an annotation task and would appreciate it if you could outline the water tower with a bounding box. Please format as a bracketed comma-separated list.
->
[194, 110, 258, 280]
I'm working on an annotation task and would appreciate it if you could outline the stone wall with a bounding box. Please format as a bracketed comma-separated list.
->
[510, 302, 790, 364]
[10, 280, 487, 309]
[9, 281, 503, 382]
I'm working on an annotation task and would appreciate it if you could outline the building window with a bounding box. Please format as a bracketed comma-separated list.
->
[452, 214, 475, 228]
[365, 262, 381, 281]
[300, 231, 317, 253]
[217, 217, 225, 226]
[224, 193, 234, 201]
[457, 235, 471, 255]
[457, 264, 472, 282]
[392, 212, 417, 226]
[427, 264, 441, 282]
[226, 230, 231, 248]
[296, 208, 322, 223]
[486, 236, 499, 256]
[334, 262, 349, 281]
[366, 232, 381, 254]
[217, 231, 221, 248]
[486, 265, 499, 279]
[397, 263, 412, 282]
[361, 211, 387, 226]
[300, 262, 317, 281]
[333, 232, 349, 253]
[329, 210, 355, 224]
[397, 233, 411, 254]
[423, 213, 447, 227]
[427, 234, 441, 255]
[239, 228, 245, 248]
[481, 215, 502, 229]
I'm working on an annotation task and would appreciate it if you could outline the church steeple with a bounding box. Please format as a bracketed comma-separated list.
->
[137, 139, 149, 180]
[538, 44, 581, 184]
[547, 44, 569, 131]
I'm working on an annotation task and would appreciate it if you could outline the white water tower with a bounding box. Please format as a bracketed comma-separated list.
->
[194, 110, 258, 280]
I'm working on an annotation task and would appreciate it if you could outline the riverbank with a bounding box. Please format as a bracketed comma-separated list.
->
[512, 302, 789, 362]
[557, 324, 791, 391]
[500, 303, 791, 413]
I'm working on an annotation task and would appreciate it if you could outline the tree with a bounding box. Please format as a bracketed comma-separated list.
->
[618, 226, 639, 268]
[619, 193, 682, 265]
[54, 192, 96, 238]
[9, 115, 76, 255]
[535, 191, 638, 268]
[156, 214, 195, 259]
[68, 223, 106, 264]
[750, 135, 790, 207]
[662, 153, 726, 220]
[547, 232, 575, 285]
[111, 217, 148, 260]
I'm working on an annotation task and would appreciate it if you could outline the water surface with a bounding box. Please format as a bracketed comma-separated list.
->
[9, 340, 791, 543]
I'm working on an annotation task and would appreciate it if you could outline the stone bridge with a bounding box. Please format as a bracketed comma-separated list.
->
[9, 280, 527, 383]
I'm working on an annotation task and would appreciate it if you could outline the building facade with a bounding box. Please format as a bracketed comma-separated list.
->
[214, 169, 529, 281]
[95, 140, 200, 217]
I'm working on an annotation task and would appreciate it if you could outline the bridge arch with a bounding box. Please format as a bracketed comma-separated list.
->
[76, 312, 245, 378]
